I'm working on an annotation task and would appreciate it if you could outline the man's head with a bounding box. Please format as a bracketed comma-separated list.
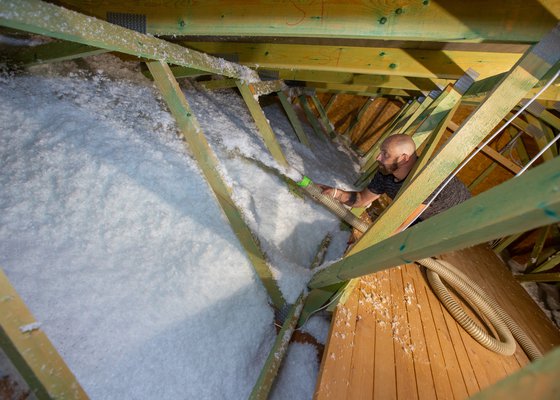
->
[376, 134, 417, 175]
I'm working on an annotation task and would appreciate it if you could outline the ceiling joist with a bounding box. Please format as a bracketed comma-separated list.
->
[52, 0, 560, 44]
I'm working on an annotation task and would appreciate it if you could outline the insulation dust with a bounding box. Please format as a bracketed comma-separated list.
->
[0, 49, 359, 399]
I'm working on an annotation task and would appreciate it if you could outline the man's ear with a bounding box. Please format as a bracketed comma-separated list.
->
[399, 153, 410, 163]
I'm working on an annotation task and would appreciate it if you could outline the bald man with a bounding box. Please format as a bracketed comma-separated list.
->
[323, 134, 470, 227]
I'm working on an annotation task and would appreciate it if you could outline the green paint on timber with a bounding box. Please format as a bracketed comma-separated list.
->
[298, 95, 325, 139]
[309, 24, 560, 292]
[143, 65, 210, 80]
[0, 268, 89, 399]
[469, 347, 560, 399]
[236, 81, 289, 167]
[249, 292, 307, 400]
[0, 0, 259, 82]
[277, 92, 310, 147]
[310, 95, 336, 139]
[10, 41, 107, 66]
[146, 61, 285, 310]
[347, 24, 560, 256]
[309, 156, 560, 288]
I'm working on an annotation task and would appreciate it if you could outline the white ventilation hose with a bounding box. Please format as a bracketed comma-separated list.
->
[417, 257, 542, 360]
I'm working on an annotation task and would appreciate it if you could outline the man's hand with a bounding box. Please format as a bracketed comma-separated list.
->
[319, 185, 351, 203]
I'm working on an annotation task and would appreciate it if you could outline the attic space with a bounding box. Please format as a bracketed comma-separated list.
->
[0, 1, 559, 399]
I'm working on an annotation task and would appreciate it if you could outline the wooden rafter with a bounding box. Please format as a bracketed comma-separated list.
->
[146, 60, 286, 310]
[182, 42, 522, 80]
[309, 156, 560, 288]
[236, 81, 289, 167]
[51, 0, 560, 43]
[8, 40, 108, 66]
[0, 0, 259, 82]
[0, 268, 88, 399]
[347, 22, 560, 256]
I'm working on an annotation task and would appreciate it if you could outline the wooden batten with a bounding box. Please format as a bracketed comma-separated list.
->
[0, 0, 259, 81]
[8, 40, 108, 66]
[236, 81, 289, 167]
[146, 60, 286, 310]
[0, 268, 88, 399]
[277, 92, 311, 147]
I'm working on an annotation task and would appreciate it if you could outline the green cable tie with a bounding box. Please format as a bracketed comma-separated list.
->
[297, 176, 312, 187]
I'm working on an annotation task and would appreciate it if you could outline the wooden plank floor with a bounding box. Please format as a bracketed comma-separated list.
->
[314, 245, 560, 399]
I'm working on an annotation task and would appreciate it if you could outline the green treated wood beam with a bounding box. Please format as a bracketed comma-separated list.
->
[8, 40, 108, 66]
[311, 84, 414, 98]
[532, 251, 560, 273]
[404, 101, 461, 184]
[344, 97, 375, 139]
[516, 272, 560, 282]
[0, 268, 89, 399]
[277, 92, 310, 147]
[52, 0, 560, 43]
[325, 94, 339, 112]
[528, 225, 552, 269]
[146, 60, 286, 310]
[308, 156, 560, 288]
[236, 81, 289, 167]
[346, 22, 560, 256]
[250, 80, 287, 97]
[0, 0, 259, 82]
[469, 346, 560, 400]
[310, 94, 336, 138]
[298, 95, 325, 139]
[198, 78, 237, 90]
[407, 70, 477, 149]
[182, 42, 522, 80]
[249, 292, 306, 400]
[277, 70, 452, 92]
[493, 231, 525, 254]
[143, 65, 210, 80]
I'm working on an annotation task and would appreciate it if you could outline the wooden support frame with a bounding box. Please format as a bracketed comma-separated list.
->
[532, 251, 560, 273]
[51, 0, 559, 43]
[309, 156, 560, 288]
[403, 101, 461, 185]
[277, 92, 310, 147]
[184, 41, 522, 80]
[0, 268, 88, 399]
[146, 60, 286, 310]
[298, 95, 325, 139]
[50, 1, 560, 44]
[249, 292, 307, 400]
[236, 81, 289, 167]
[0, 0, 259, 82]
[8, 40, 108, 66]
[310, 95, 336, 139]
[324, 94, 339, 112]
[347, 22, 560, 256]
[469, 347, 560, 400]
[527, 225, 552, 269]
[493, 231, 525, 254]
[345, 97, 375, 139]
[516, 272, 560, 282]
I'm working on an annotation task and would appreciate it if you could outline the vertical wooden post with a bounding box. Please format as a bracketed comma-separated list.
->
[277, 92, 310, 147]
[236, 81, 289, 167]
[298, 95, 325, 138]
[310, 94, 336, 138]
